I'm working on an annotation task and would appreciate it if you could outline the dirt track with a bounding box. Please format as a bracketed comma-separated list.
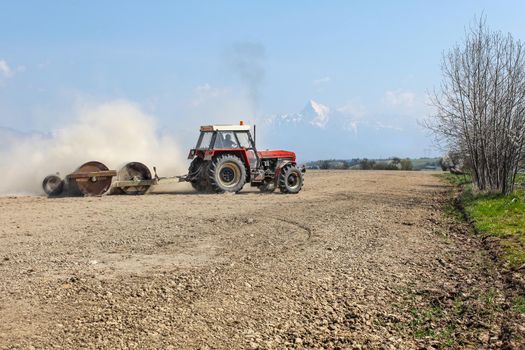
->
[0, 171, 523, 349]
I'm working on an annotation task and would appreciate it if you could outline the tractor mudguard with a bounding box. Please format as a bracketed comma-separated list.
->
[274, 160, 296, 183]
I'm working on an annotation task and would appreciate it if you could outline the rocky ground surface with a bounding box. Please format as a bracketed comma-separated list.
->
[0, 170, 524, 349]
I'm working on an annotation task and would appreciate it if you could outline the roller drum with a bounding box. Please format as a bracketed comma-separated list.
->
[116, 162, 152, 195]
[42, 175, 64, 197]
[66, 161, 114, 196]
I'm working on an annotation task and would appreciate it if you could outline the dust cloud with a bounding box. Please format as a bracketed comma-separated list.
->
[0, 100, 184, 195]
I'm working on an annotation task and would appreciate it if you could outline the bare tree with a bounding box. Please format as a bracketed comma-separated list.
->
[427, 17, 525, 194]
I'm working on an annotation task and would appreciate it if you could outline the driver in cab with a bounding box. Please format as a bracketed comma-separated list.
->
[223, 134, 237, 148]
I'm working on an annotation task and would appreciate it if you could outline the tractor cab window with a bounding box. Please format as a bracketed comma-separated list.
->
[235, 131, 258, 170]
[196, 132, 213, 149]
[214, 131, 238, 149]
[235, 132, 252, 149]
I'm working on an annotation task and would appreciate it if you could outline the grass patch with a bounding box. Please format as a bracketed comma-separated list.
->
[409, 306, 442, 339]
[513, 296, 525, 314]
[462, 189, 525, 240]
[442, 198, 464, 221]
[408, 305, 458, 345]
[405, 290, 508, 346]
[462, 188, 525, 267]
[437, 173, 472, 186]
[482, 288, 497, 307]
[515, 173, 525, 186]
[440, 174, 525, 268]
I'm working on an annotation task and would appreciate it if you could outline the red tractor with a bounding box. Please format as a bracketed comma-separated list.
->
[181, 122, 305, 194]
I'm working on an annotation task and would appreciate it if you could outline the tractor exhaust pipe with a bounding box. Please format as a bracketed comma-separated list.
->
[254, 124, 256, 148]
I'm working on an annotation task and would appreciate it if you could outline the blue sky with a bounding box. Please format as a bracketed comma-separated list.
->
[1, 1, 525, 159]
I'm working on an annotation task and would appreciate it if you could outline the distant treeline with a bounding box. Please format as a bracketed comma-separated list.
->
[305, 157, 442, 171]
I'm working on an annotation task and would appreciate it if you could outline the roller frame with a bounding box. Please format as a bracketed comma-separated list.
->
[112, 179, 157, 187]
[66, 170, 117, 179]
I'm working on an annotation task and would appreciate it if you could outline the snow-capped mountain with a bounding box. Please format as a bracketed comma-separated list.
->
[303, 100, 330, 128]
[272, 100, 330, 128]
[267, 100, 354, 131]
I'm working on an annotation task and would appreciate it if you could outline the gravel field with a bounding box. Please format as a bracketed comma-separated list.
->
[0, 170, 523, 349]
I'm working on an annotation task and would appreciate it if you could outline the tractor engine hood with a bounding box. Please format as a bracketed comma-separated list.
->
[258, 150, 296, 161]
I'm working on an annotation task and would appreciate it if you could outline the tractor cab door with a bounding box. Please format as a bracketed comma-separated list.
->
[235, 131, 258, 171]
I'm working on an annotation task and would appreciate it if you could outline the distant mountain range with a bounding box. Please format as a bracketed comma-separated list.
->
[265, 100, 356, 132]
[258, 100, 430, 161]
[0, 100, 436, 162]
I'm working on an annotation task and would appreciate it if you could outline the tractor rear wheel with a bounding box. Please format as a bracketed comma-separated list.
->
[278, 164, 304, 194]
[208, 154, 246, 193]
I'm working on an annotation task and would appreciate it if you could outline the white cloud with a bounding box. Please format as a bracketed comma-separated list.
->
[312, 76, 331, 85]
[375, 121, 403, 131]
[384, 90, 416, 108]
[186, 84, 252, 125]
[0, 60, 25, 85]
[337, 101, 366, 119]
[0, 60, 13, 78]
[191, 83, 229, 106]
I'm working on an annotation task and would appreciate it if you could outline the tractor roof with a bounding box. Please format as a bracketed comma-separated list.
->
[200, 124, 251, 132]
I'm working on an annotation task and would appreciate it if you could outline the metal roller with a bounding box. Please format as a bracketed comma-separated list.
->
[65, 161, 116, 196]
[113, 162, 153, 195]
[42, 175, 64, 196]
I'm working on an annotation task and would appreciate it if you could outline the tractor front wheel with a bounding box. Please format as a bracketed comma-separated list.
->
[278, 165, 304, 194]
[208, 154, 246, 193]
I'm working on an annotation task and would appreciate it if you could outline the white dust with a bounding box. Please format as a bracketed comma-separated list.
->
[0, 100, 184, 195]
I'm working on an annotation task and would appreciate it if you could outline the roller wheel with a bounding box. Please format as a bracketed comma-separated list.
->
[278, 164, 304, 194]
[208, 154, 246, 193]
[42, 175, 64, 197]
[67, 161, 113, 196]
[117, 162, 152, 195]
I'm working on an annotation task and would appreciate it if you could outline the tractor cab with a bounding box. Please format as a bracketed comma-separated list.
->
[194, 125, 254, 151]
[189, 124, 259, 172]
[183, 122, 304, 194]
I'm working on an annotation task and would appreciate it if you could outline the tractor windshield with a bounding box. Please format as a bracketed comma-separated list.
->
[196, 132, 213, 149]
[214, 131, 238, 149]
